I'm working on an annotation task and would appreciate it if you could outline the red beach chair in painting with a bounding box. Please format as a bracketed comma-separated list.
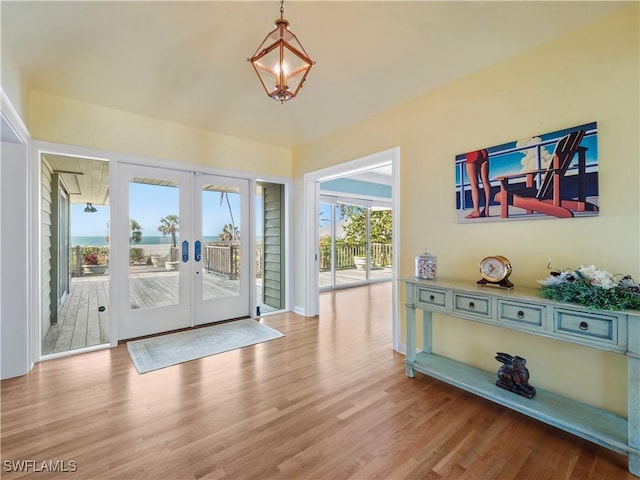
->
[494, 130, 599, 218]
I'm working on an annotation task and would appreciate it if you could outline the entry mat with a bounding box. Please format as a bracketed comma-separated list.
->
[127, 319, 284, 374]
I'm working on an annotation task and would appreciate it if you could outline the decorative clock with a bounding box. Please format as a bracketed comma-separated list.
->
[477, 255, 514, 289]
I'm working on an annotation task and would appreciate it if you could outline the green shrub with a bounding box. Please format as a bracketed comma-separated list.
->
[129, 248, 145, 265]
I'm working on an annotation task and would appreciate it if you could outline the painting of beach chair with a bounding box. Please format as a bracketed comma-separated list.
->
[494, 129, 599, 219]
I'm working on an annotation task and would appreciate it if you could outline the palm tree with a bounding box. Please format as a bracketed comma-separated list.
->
[130, 219, 143, 244]
[220, 224, 232, 242]
[158, 215, 179, 247]
[220, 192, 237, 240]
[220, 223, 239, 241]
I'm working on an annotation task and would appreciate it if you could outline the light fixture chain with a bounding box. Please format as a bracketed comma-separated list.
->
[280, 0, 284, 19]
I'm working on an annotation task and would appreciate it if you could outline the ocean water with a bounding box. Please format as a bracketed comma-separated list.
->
[71, 236, 221, 246]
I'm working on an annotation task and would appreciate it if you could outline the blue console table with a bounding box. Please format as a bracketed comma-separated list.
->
[401, 278, 640, 477]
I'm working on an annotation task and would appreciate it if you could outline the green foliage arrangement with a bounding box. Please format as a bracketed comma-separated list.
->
[538, 265, 640, 311]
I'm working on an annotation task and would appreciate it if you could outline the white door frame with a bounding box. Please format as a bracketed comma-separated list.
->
[1, 89, 34, 378]
[31, 141, 116, 360]
[30, 140, 292, 357]
[302, 147, 401, 352]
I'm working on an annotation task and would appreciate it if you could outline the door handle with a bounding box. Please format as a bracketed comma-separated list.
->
[182, 240, 189, 262]
[195, 240, 202, 262]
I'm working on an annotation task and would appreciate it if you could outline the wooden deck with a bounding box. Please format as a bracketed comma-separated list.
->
[129, 268, 239, 309]
[42, 275, 110, 355]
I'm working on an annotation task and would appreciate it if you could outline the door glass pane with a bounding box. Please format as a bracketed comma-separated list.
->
[201, 184, 241, 300]
[58, 189, 70, 298]
[335, 203, 366, 287]
[318, 201, 332, 289]
[42, 157, 111, 355]
[128, 178, 180, 310]
[369, 206, 393, 281]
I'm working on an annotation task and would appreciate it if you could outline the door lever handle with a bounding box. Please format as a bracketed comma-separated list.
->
[182, 240, 189, 262]
[195, 240, 202, 262]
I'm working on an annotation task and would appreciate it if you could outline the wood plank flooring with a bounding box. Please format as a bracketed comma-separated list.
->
[42, 276, 111, 354]
[3, 283, 634, 479]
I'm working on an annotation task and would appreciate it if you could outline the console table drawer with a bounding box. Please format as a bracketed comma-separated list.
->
[416, 286, 449, 310]
[553, 309, 618, 345]
[453, 292, 491, 319]
[498, 300, 546, 329]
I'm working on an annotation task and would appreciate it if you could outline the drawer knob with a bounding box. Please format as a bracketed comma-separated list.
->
[429, 295, 435, 301]
[579, 321, 589, 331]
[517, 310, 525, 319]
[468, 302, 475, 309]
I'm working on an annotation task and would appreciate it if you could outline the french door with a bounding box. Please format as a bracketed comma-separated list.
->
[117, 165, 249, 339]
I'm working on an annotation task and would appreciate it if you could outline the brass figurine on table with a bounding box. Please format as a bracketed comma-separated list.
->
[495, 352, 536, 399]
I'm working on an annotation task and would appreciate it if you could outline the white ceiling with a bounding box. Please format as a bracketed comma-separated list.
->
[43, 153, 110, 205]
[1, 1, 624, 149]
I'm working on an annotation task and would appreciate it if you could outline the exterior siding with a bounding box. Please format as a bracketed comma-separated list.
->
[41, 159, 53, 339]
[262, 184, 284, 310]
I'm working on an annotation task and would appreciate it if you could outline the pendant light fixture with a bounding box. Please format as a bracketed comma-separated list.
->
[84, 202, 97, 213]
[248, 0, 315, 103]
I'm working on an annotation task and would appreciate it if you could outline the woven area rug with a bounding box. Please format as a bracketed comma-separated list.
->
[127, 319, 284, 374]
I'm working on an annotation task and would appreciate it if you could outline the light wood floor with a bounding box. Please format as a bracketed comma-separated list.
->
[3, 283, 633, 479]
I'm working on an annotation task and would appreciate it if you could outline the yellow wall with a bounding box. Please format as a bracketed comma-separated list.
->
[292, 5, 639, 416]
[1, 49, 28, 122]
[28, 91, 292, 177]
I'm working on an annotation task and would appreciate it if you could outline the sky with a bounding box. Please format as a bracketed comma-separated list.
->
[71, 182, 247, 238]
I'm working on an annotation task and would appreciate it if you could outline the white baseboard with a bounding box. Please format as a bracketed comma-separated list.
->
[292, 305, 307, 316]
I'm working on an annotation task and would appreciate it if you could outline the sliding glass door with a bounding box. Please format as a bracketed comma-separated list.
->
[319, 197, 392, 290]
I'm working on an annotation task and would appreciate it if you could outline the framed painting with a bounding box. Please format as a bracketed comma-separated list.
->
[455, 122, 599, 223]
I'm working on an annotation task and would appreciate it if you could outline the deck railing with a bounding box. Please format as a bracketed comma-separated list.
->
[202, 243, 268, 279]
[70, 242, 392, 276]
[202, 243, 240, 279]
[71, 243, 263, 279]
[319, 243, 392, 271]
